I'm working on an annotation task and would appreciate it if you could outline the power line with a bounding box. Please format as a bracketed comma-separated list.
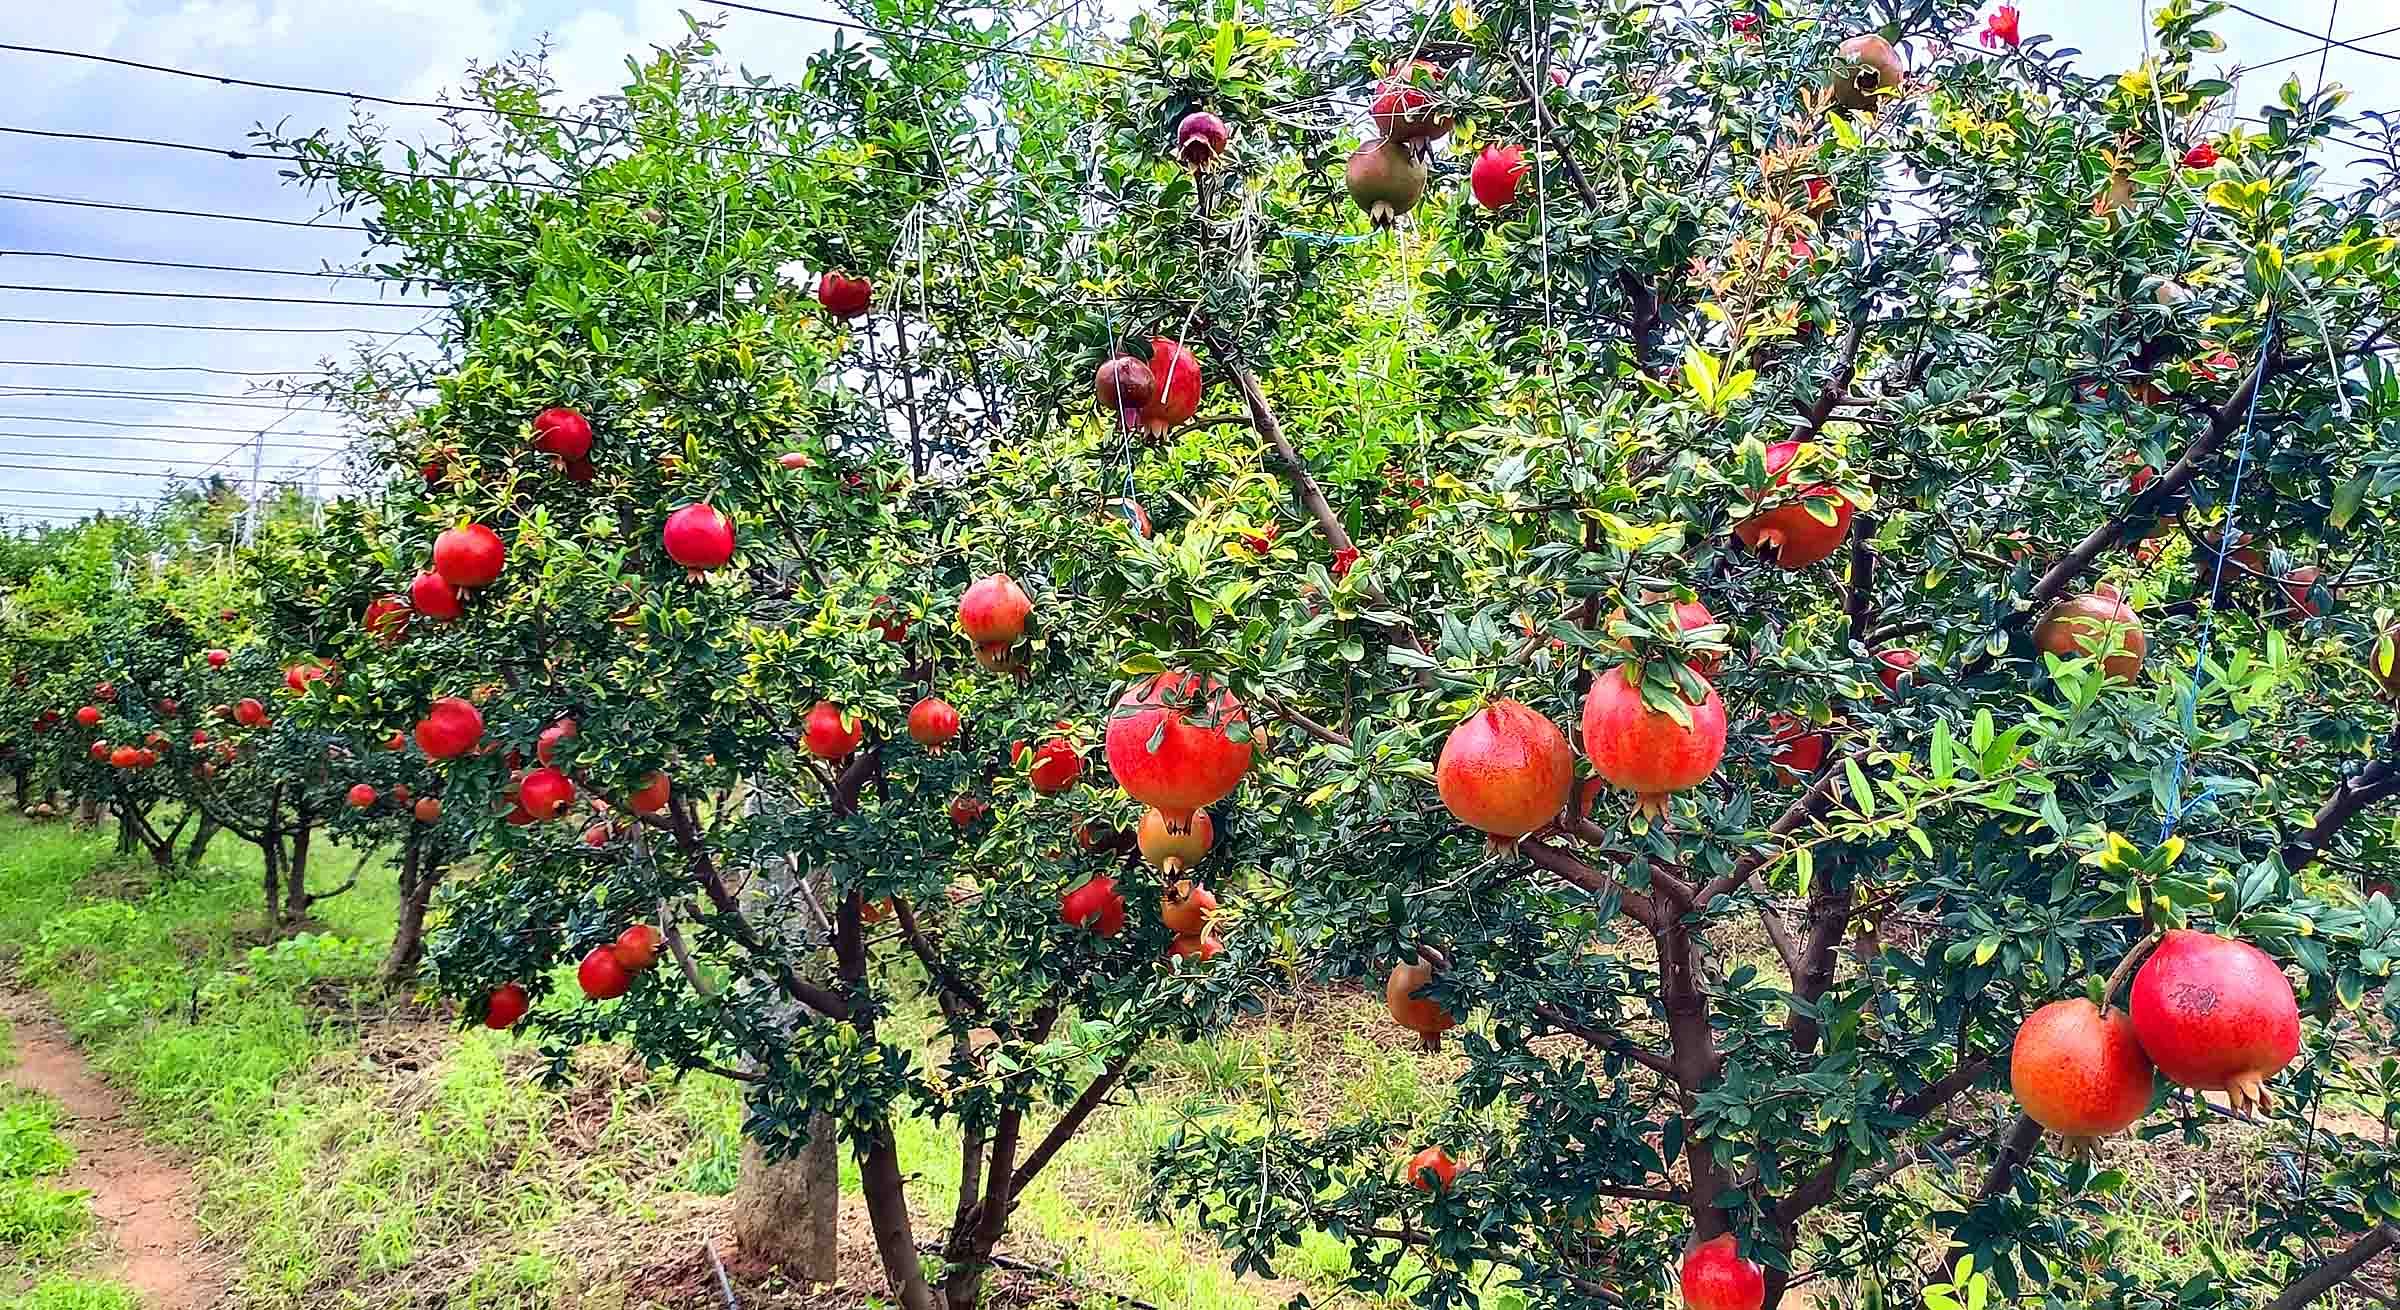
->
[0, 360, 333, 379]
[0, 415, 347, 440]
[0, 316, 424, 336]
[2237, 21, 2400, 74]
[0, 387, 346, 412]
[2224, 5, 2400, 61]
[0, 283, 436, 310]
[0, 485, 187, 501]
[704, 0, 1129, 71]
[0, 430, 343, 452]
[0, 459, 317, 482]
[0, 250, 446, 285]
[0, 445, 313, 465]
[0, 190, 384, 235]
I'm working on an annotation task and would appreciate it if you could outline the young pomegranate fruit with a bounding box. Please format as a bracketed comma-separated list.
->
[1347, 139, 1427, 229]
[1469, 144, 1527, 209]
[414, 796, 442, 823]
[236, 698, 269, 727]
[662, 504, 736, 575]
[1060, 874, 1126, 937]
[1105, 673, 1252, 832]
[483, 983, 529, 1030]
[2129, 929, 2300, 1114]
[1680, 1234, 1765, 1310]
[1141, 337, 1202, 436]
[1160, 880, 1217, 936]
[803, 702, 864, 759]
[536, 718, 577, 766]
[2010, 997, 2156, 1150]
[2035, 588, 2146, 680]
[1406, 1145, 1457, 1192]
[1095, 354, 1156, 431]
[1175, 110, 1229, 169]
[1581, 665, 1728, 820]
[958, 574, 1032, 646]
[1369, 61, 1452, 141]
[907, 696, 960, 748]
[1139, 806, 1214, 873]
[409, 571, 464, 622]
[205, 648, 230, 668]
[1386, 954, 1458, 1052]
[1829, 33, 1904, 113]
[1433, 699, 1573, 853]
[818, 270, 872, 319]
[414, 696, 485, 760]
[1166, 932, 1223, 963]
[433, 523, 507, 589]
[531, 406, 593, 460]
[1733, 440, 1853, 568]
[363, 595, 410, 643]
[74, 705, 100, 727]
[949, 794, 991, 827]
[577, 945, 633, 1000]
[518, 767, 575, 821]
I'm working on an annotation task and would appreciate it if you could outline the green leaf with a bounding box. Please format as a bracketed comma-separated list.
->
[2332, 470, 2370, 529]
[1843, 758, 1875, 818]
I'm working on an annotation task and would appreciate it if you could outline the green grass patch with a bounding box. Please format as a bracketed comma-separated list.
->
[0, 1276, 144, 1310]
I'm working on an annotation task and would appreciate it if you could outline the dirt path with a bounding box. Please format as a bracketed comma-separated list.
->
[0, 990, 225, 1309]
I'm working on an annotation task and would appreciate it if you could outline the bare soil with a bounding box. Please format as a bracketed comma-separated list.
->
[0, 990, 227, 1309]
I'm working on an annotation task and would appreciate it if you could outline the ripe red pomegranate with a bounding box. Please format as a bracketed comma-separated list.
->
[1434, 700, 1572, 851]
[347, 783, 377, 809]
[1347, 139, 1427, 228]
[2011, 997, 2155, 1148]
[285, 661, 333, 695]
[74, 705, 99, 727]
[577, 946, 633, 1000]
[1733, 441, 1852, 568]
[88, 741, 109, 762]
[1874, 648, 1920, 694]
[1582, 665, 1728, 819]
[1767, 714, 1830, 782]
[531, 406, 593, 460]
[1680, 1234, 1765, 1310]
[2129, 929, 2300, 1114]
[1060, 875, 1126, 936]
[1175, 110, 1229, 169]
[803, 702, 863, 759]
[407, 571, 464, 623]
[206, 648, 230, 668]
[1167, 933, 1223, 963]
[2035, 589, 2146, 680]
[1142, 338, 1201, 436]
[818, 271, 872, 318]
[95, 682, 115, 702]
[1830, 34, 1904, 113]
[414, 796, 442, 823]
[190, 731, 208, 749]
[156, 699, 179, 718]
[1139, 806, 1214, 873]
[1387, 956, 1458, 1052]
[628, 772, 672, 815]
[110, 745, 139, 768]
[363, 595, 409, 643]
[2278, 565, 2325, 618]
[1469, 144, 1527, 209]
[1370, 61, 1451, 141]
[612, 924, 662, 972]
[414, 697, 484, 760]
[1095, 354, 1156, 431]
[1016, 737, 1082, 793]
[1406, 1145, 1457, 1192]
[1160, 881, 1217, 936]
[484, 983, 529, 1030]
[1105, 673, 1252, 831]
[519, 767, 574, 821]
[868, 596, 909, 643]
[958, 574, 1032, 646]
[236, 698, 268, 728]
[907, 697, 960, 748]
[536, 719, 577, 766]
[433, 523, 506, 588]
[662, 504, 736, 574]
[949, 794, 990, 827]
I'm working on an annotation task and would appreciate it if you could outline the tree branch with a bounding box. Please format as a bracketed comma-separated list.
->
[1009, 1050, 1137, 1200]
[893, 896, 987, 1014]
[2279, 729, 2400, 876]
[2268, 1223, 2399, 1310]
[1530, 1003, 1679, 1079]
[1520, 836, 1659, 930]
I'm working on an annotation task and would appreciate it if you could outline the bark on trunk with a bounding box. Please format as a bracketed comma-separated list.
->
[75, 792, 101, 827]
[282, 802, 315, 926]
[262, 787, 283, 928]
[378, 833, 442, 988]
[728, 825, 840, 1283]
[184, 814, 219, 866]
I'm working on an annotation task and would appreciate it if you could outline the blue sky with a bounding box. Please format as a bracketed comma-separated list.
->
[0, 1, 2385, 527]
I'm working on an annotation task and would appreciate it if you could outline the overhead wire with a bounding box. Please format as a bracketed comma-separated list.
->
[0, 361, 334, 379]
[2223, 5, 2400, 61]
[0, 415, 348, 439]
[0, 250, 447, 285]
[0, 387, 348, 412]
[0, 283, 435, 310]
[0, 317, 425, 336]
[0, 430, 343, 452]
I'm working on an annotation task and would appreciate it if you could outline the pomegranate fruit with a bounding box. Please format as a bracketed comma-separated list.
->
[1370, 61, 1451, 141]
[1060, 875, 1126, 937]
[1733, 440, 1852, 568]
[1104, 672, 1252, 830]
[868, 597, 910, 643]
[1680, 1234, 1765, 1310]
[110, 745, 139, 768]
[1469, 144, 1526, 209]
[613, 924, 663, 972]
[74, 705, 99, 727]
[1387, 955, 1458, 1052]
[1160, 881, 1217, 937]
[1767, 714, 1830, 782]
[1406, 1145, 1457, 1192]
[531, 406, 593, 460]
[236, 698, 268, 727]
[2278, 565, 2324, 618]
[907, 696, 960, 748]
[577, 946, 633, 1000]
[409, 571, 464, 622]
[88, 741, 109, 762]
[1167, 933, 1223, 963]
[518, 767, 575, 821]
[1139, 806, 1214, 873]
[2034, 589, 2146, 680]
[1604, 595, 1721, 673]
[1581, 665, 1728, 819]
[2010, 997, 2155, 1149]
[1433, 699, 1572, 852]
[1176, 110, 1229, 169]
[803, 702, 864, 759]
[484, 983, 529, 1030]
[1016, 737, 1082, 793]
[1874, 648, 1919, 694]
[206, 648, 229, 668]
[363, 595, 409, 643]
[1829, 34, 1903, 113]
[2129, 929, 2300, 1114]
[628, 772, 672, 815]
[1346, 139, 1427, 229]
[818, 270, 872, 318]
[1095, 354, 1155, 430]
[949, 794, 990, 827]
[347, 783, 377, 809]
[414, 697, 485, 759]
[536, 718, 577, 766]
[662, 504, 736, 574]
[1142, 337, 1201, 436]
[415, 796, 442, 823]
[958, 574, 1032, 646]
[433, 523, 506, 588]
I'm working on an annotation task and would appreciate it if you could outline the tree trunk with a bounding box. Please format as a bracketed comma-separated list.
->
[75, 792, 101, 827]
[282, 803, 315, 927]
[379, 833, 443, 988]
[10, 763, 29, 807]
[184, 813, 219, 866]
[262, 787, 283, 928]
[728, 823, 840, 1282]
[856, 1121, 940, 1310]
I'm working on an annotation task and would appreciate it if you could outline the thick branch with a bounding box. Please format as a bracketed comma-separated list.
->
[1843, 513, 1881, 646]
[1520, 836, 1659, 929]
[1009, 1051, 1137, 1200]
[1773, 1055, 1994, 1226]
[2268, 1223, 2399, 1310]
[671, 793, 851, 1020]
[1700, 762, 1853, 904]
[2279, 730, 2400, 876]
[1975, 1113, 2044, 1203]
[1783, 876, 1856, 1056]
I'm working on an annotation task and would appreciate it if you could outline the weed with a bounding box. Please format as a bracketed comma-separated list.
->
[0, 1276, 143, 1310]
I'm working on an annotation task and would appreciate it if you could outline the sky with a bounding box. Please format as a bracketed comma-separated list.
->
[0, 1, 2388, 531]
